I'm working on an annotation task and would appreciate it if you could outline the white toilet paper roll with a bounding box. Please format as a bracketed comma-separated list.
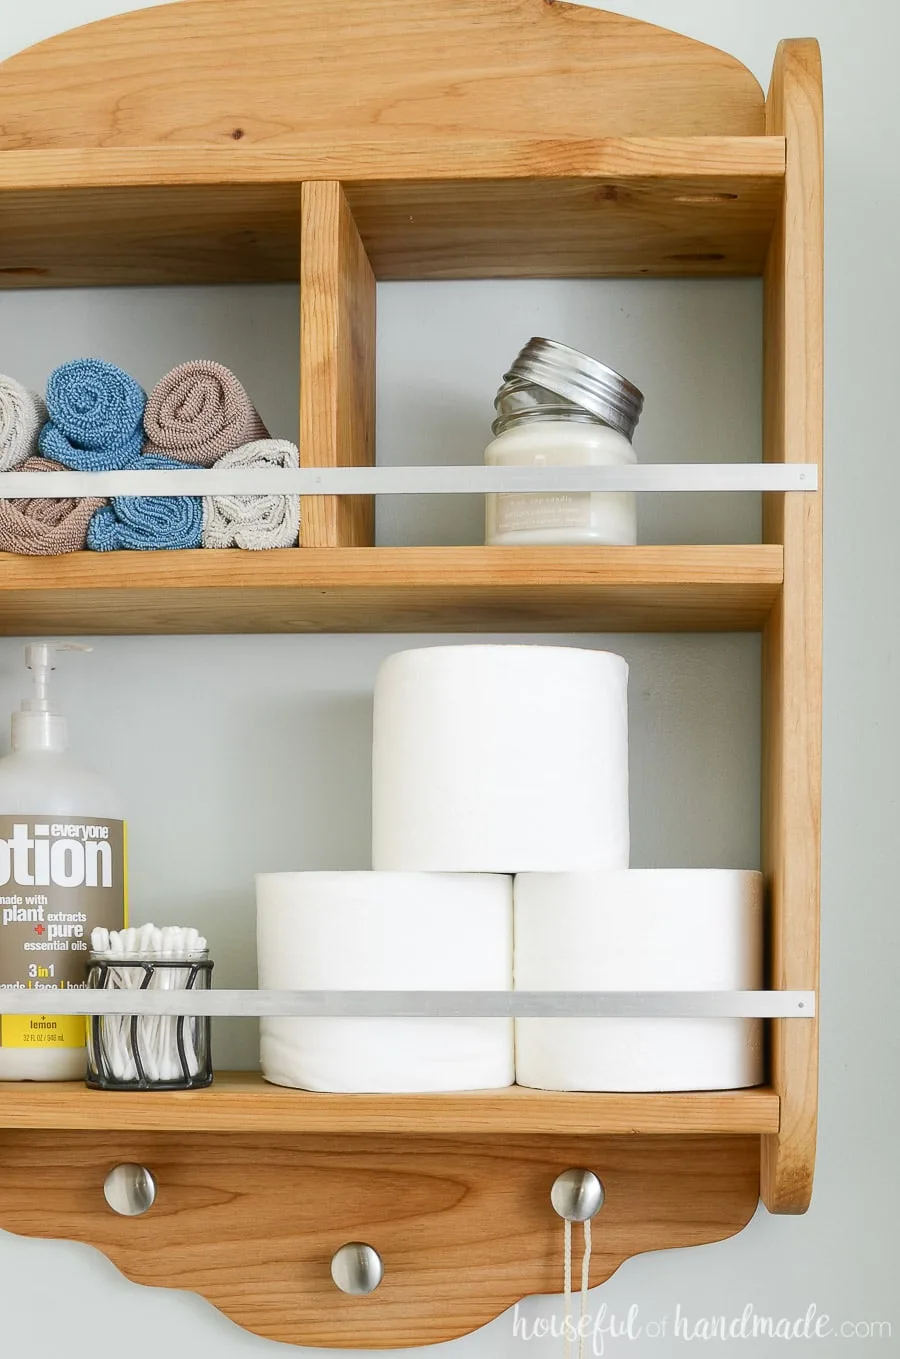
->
[515, 870, 763, 1092]
[257, 871, 514, 1092]
[372, 644, 630, 873]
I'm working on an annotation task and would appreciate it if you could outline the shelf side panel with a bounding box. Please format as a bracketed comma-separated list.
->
[760, 39, 823, 1214]
[0, 1128, 760, 1348]
[299, 182, 376, 546]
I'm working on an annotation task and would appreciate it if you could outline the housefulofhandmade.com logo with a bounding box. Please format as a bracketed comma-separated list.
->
[512, 1303, 893, 1352]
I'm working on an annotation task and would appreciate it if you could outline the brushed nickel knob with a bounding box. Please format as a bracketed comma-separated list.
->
[104, 1164, 157, 1217]
[330, 1242, 384, 1295]
[551, 1169, 604, 1222]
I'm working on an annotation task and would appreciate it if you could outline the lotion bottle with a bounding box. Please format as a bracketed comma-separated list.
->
[0, 643, 127, 1080]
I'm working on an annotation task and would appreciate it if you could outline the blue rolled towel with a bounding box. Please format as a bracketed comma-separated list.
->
[86, 454, 203, 551]
[40, 358, 146, 471]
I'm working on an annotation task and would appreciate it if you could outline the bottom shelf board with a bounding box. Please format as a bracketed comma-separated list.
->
[0, 1073, 780, 1134]
[0, 545, 783, 634]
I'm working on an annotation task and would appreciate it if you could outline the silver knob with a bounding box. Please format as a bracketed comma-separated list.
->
[104, 1164, 157, 1217]
[330, 1242, 384, 1295]
[551, 1169, 605, 1222]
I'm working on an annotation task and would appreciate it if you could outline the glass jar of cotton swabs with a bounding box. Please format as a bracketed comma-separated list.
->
[86, 925, 213, 1091]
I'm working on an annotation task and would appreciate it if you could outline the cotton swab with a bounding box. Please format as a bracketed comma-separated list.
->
[89, 923, 209, 1085]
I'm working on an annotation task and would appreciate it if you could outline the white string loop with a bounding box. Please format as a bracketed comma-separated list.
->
[563, 1215, 592, 1359]
[563, 1216, 573, 1359]
[580, 1218, 592, 1359]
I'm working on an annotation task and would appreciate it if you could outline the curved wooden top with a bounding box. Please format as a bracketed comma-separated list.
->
[0, 0, 764, 152]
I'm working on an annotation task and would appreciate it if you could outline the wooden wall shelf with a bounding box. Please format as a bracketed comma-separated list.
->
[0, 545, 783, 635]
[0, 1075, 781, 1136]
[0, 0, 822, 1349]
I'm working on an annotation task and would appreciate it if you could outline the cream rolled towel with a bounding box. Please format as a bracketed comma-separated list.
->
[0, 375, 46, 470]
[0, 456, 107, 555]
[203, 438, 300, 549]
[143, 359, 269, 466]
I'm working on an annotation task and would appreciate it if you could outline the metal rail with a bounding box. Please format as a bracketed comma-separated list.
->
[0, 463, 818, 498]
[0, 989, 816, 1018]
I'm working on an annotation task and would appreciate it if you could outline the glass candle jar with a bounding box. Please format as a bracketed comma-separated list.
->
[485, 338, 644, 547]
[86, 950, 213, 1091]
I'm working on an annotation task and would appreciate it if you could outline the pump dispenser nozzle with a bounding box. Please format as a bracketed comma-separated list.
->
[12, 642, 91, 751]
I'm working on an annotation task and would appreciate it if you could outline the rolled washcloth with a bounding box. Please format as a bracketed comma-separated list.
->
[39, 358, 146, 471]
[0, 374, 46, 470]
[87, 453, 203, 551]
[203, 439, 300, 549]
[143, 359, 269, 467]
[0, 456, 107, 555]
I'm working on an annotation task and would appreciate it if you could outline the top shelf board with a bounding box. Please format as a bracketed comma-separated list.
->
[0, 138, 784, 287]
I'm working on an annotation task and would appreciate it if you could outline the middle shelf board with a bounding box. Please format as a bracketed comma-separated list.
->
[0, 545, 782, 635]
[0, 1075, 780, 1136]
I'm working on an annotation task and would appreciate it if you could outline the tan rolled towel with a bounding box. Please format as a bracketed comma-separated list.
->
[0, 456, 107, 555]
[143, 360, 269, 467]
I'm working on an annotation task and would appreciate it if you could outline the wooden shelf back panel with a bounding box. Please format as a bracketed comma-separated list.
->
[0, 139, 784, 286]
[0, 1074, 781, 1135]
[0, 1129, 761, 1347]
[760, 40, 823, 1214]
[345, 140, 784, 280]
[0, 545, 783, 635]
[300, 182, 376, 546]
[0, 0, 765, 153]
[0, 176, 301, 289]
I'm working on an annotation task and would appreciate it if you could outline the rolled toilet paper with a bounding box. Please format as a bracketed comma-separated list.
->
[372, 644, 629, 873]
[257, 871, 514, 1092]
[514, 870, 763, 1092]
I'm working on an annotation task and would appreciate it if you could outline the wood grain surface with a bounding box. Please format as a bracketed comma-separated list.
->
[0, 139, 784, 286]
[0, 545, 783, 635]
[760, 40, 823, 1214]
[299, 183, 375, 545]
[0, 1129, 761, 1346]
[0, 1073, 780, 1135]
[0, 0, 764, 152]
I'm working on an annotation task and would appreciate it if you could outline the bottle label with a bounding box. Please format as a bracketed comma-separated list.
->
[0, 816, 127, 1049]
[496, 492, 592, 534]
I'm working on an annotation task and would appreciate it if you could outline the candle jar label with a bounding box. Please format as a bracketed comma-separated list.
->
[496, 492, 592, 534]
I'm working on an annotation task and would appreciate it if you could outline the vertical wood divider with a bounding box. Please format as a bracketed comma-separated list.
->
[760, 39, 823, 1213]
[299, 181, 376, 546]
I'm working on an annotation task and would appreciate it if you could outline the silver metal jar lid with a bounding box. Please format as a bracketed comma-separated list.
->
[495, 338, 644, 441]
